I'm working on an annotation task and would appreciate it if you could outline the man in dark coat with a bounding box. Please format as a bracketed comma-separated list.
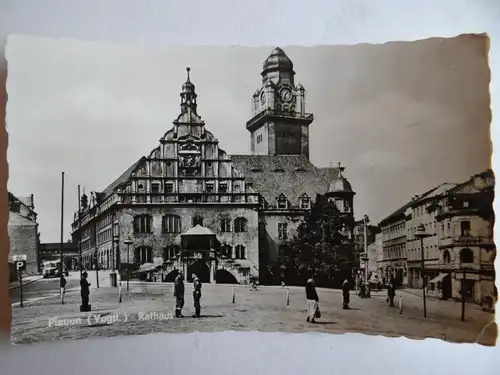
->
[174, 272, 185, 318]
[305, 275, 319, 323]
[342, 278, 350, 309]
[192, 273, 202, 318]
[60, 274, 67, 304]
[387, 278, 396, 307]
[80, 271, 91, 311]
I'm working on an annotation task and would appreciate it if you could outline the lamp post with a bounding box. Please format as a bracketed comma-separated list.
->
[363, 215, 370, 297]
[414, 223, 431, 318]
[123, 237, 133, 292]
[114, 235, 121, 302]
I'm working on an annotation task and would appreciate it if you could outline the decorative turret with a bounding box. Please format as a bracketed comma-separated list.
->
[180, 67, 198, 114]
[325, 163, 356, 214]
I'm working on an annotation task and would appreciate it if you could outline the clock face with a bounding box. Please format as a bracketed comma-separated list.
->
[260, 91, 266, 104]
[280, 88, 292, 102]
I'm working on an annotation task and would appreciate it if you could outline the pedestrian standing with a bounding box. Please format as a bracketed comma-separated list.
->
[342, 278, 350, 309]
[192, 273, 202, 318]
[305, 275, 319, 323]
[174, 272, 185, 318]
[60, 274, 67, 304]
[80, 271, 91, 311]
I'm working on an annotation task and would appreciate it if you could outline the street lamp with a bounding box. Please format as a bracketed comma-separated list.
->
[123, 237, 133, 292]
[414, 223, 431, 318]
[113, 235, 121, 302]
[363, 215, 370, 297]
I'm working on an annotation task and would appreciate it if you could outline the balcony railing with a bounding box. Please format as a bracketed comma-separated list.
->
[120, 192, 260, 204]
[246, 109, 314, 128]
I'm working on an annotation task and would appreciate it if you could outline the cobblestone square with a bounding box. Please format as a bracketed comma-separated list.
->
[11, 282, 496, 346]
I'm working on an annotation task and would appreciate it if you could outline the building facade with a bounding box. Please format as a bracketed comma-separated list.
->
[379, 203, 410, 286]
[429, 170, 495, 304]
[374, 232, 384, 276]
[8, 193, 39, 275]
[71, 48, 355, 285]
[405, 183, 457, 290]
[378, 170, 495, 305]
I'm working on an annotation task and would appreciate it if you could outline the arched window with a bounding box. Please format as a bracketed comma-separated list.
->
[220, 218, 231, 232]
[192, 215, 203, 227]
[234, 217, 248, 233]
[163, 245, 180, 260]
[460, 248, 474, 263]
[162, 215, 181, 233]
[235, 245, 246, 259]
[443, 250, 451, 264]
[134, 215, 152, 233]
[221, 244, 233, 258]
[134, 246, 153, 264]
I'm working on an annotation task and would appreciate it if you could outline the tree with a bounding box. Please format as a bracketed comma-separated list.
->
[274, 196, 356, 288]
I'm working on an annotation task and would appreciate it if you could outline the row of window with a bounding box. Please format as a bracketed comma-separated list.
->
[131, 244, 247, 264]
[138, 181, 239, 194]
[98, 214, 113, 230]
[275, 194, 310, 210]
[256, 134, 263, 144]
[133, 214, 249, 234]
[384, 246, 475, 264]
[385, 220, 472, 242]
[98, 228, 113, 244]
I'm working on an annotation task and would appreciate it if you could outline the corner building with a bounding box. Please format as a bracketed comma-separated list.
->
[71, 48, 354, 285]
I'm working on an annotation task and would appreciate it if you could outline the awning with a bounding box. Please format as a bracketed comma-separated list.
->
[429, 273, 448, 284]
[181, 225, 215, 236]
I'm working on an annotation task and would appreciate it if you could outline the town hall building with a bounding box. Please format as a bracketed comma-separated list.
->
[71, 48, 355, 285]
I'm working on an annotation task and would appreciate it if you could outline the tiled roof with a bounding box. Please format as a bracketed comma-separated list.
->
[447, 169, 494, 194]
[413, 183, 457, 204]
[97, 154, 343, 207]
[100, 157, 146, 200]
[379, 183, 457, 226]
[230, 155, 340, 205]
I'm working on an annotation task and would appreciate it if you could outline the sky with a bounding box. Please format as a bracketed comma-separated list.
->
[5, 34, 492, 243]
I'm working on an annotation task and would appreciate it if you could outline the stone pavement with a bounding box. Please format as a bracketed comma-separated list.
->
[11, 283, 496, 346]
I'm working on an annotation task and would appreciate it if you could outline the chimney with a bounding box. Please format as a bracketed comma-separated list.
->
[30, 194, 34, 209]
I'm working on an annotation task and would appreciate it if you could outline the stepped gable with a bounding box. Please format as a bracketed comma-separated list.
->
[230, 154, 340, 206]
[99, 157, 146, 200]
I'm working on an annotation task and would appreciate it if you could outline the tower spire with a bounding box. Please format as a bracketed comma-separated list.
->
[180, 67, 197, 114]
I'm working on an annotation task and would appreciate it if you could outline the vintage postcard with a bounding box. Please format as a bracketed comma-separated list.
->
[5, 34, 496, 345]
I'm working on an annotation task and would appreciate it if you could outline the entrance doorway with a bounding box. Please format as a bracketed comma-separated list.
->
[441, 273, 452, 300]
[215, 269, 238, 284]
[187, 260, 210, 283]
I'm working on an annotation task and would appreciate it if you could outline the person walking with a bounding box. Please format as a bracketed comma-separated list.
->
[60, 274, 67, 304]
[192, 273, 202, 318]
[174, 272, 185, 318]
[387, 278, 396, 307]
[305, 275, 319, 323]
[342, 278, 351, 309]
[80, 271, 91, 311]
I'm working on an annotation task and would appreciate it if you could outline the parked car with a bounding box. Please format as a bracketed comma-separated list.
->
[42, 260, 68, 278]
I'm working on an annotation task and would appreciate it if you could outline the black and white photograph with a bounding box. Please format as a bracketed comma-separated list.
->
[6, 33, 496, 346]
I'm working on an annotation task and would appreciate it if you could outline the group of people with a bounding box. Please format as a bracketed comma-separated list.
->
[304, 275, 398, 323]
[173, 272, 203, 318]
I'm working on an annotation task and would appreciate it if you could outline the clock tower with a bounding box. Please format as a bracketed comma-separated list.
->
[246, 47, 314, 159]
